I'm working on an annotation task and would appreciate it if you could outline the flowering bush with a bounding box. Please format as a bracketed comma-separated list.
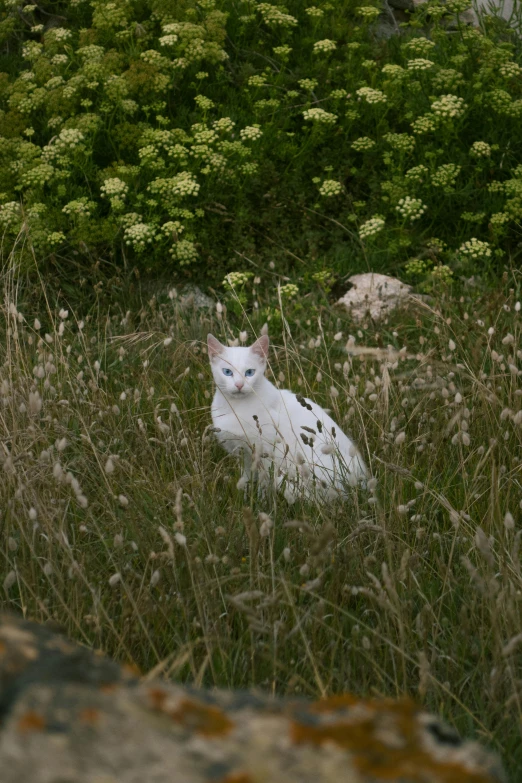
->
[0, 0, 519, 286]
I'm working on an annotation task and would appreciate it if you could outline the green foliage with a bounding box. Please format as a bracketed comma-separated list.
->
[0, 0, 521, 286]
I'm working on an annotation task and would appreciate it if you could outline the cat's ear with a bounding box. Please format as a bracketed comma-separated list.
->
[251, 334, 269, 361]
[207, 334, 224, 359]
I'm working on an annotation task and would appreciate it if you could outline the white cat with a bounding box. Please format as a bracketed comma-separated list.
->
[208, 333, 367, 501]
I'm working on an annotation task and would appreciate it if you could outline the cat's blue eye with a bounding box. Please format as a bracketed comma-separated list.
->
[245, 369, 256, 378]
[222, 368, 233, 376]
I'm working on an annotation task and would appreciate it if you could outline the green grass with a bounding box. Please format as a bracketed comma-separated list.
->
[1, 269, 522, 775]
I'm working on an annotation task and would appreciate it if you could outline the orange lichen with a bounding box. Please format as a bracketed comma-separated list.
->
[290, 698, 496, 783]
[99, 683, 118, 694]
[217, 774, 253, 783]
[170, 699, 234, 737]
[147, 687, 168, 711]
[148, 691, 234, 737]
[122, 662, 141, 677]
[17, 710, 46, 733]
[79, 707, 102, 726]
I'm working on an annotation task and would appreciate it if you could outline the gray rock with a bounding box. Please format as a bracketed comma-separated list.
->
[0, 613, 506, 783]
[337, 273, 413, 323]
[178, 284, 215, 310]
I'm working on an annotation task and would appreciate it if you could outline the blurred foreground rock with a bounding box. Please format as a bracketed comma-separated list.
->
[337, 273, 414, 323]
[0, 613, 506, 783]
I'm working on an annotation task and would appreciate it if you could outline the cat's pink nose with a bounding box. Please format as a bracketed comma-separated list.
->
[235, 381, 244, 390]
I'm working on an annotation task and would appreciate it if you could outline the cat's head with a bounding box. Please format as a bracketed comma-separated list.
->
[207, 334, 269, 397]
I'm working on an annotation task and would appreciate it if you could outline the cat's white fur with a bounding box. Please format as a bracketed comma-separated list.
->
[208, 334, 367, 501]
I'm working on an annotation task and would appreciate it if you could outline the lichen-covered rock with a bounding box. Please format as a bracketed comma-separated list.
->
[0, 614, 506, 783]
[337, 273, 413, 323]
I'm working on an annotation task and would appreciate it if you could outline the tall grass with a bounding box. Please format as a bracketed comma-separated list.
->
[1, 267, 522, 774]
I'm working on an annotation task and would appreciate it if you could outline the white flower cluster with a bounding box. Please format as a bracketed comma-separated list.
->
[195, 95, 214, 111]
[46, 231, 65, 246]
[0, 201, 21, 228]
[101, 178, 129, 199]
[124, 222, 157, 252]
[140, 50, 170, 68]
[431, 163, 461, 191]
[431, 94, 466, 119]
[305, 6, 324, 17]
[62, 198, 94, 217]
[173, 239, 198, 265]
[351, 136, 375, 151]
[490, 212, 509, 226]
[257, 3, 298, 27]
[162, 220, 184, 237]
[240, 162, 258, 175]
[313, 39, 337, 54]
[273, 45, 292, 57]
[402, 37, 436, 57]
[213, 117, 235, 133]
[77, 45, 105, 61]
[159, 34, 179, 47]
[43, 128, 86, 163]
[56, 128, 85, 149]
[431, 264, 453, 283]
[119, 212, 143, 229]
[359, 216, 385, 238]
[22, 41, 43, 61]
[411, 113, 438, 135]
[470, 141, 491, 158]
[20, 163, 54, 188]
[190, 143, 212, 161]
[396, 197, 427, 222]
[488, 89, 522, 118]
[148, 172, 200, 199]
[446, 0, 472, 12]
[279, 283, 299, 298]
[45, 27, 72, 43]
[381, 64, 406, 79]
[461, 211, 485, 223]
[432, 68, 464, 91]
[458, 237, 492, 260]
[319, 180, 342, 197]
[248, 75, 267, 87]
[487, 181, 504, 193]
[46, 76, 65, 90]
[302, 108, 337, 124]
[499, 61, 522, 78]
[407, 58, 435, 72]
[384, 133, 415, 153]
[224, 271, 252, 289]
[299, 78, 318, 91]
[405, 164, 428, 182]
[357, 6, 381, 18]
[138, 144, 164, 169]
[356, 87, 387, 104]
[240, 125, 263, 141]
